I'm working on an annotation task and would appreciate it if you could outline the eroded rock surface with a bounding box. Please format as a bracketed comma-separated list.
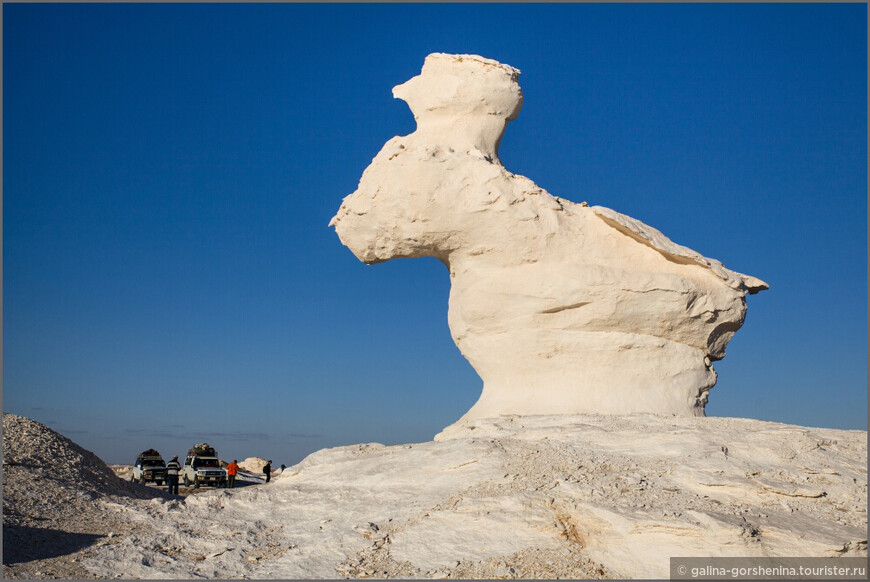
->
[330, 53, 767, 422]
[80, 415, 867, 579]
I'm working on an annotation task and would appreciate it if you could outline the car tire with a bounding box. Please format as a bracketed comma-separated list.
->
[139, 476, 146, 485]
[194, 476, 200, 489]
[183, 475, 190, 487]
[156, 481, 163, 486]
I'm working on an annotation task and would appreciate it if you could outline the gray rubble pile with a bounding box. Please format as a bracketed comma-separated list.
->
[2, 413, 166, 575]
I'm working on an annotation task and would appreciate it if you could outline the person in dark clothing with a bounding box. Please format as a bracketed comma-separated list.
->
[263, 460, 272, 483]
[166, 455, 181, 495]
[280, 464, 286, 471]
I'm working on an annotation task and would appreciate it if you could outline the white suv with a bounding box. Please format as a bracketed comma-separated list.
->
[181, 455, 227, 488]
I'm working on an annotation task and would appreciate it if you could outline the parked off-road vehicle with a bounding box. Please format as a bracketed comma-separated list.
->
[182, 443, 227, 488]
[132, 449, 167, 485]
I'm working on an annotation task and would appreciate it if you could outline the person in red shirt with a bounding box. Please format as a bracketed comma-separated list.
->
[226, 460, 239, 488]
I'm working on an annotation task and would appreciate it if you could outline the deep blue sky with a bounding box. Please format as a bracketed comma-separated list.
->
[4, 3, 866, 465]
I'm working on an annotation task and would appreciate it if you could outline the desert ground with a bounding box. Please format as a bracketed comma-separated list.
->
[3, 412, 866, 579]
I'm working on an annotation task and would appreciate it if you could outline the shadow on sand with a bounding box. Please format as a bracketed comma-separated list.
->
[152, 474, 264, 497]
[2, 524, 104, 564]
[181, 477, 262, 493]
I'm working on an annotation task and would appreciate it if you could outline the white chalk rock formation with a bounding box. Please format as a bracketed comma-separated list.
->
[330, 53, 768, 421]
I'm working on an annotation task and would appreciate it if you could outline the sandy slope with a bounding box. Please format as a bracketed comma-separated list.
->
[69, 414, 867, 579]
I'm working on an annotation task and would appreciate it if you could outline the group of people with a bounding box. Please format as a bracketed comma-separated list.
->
[225, 459, 274, 486]
[162, 457, 279, 495]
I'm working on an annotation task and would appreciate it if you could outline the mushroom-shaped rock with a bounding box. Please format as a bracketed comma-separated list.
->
[330, 53, 767, 423]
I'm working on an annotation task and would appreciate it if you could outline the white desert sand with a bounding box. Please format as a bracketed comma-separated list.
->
[3, 413, 866, 579]
[88, 414, 866, 578]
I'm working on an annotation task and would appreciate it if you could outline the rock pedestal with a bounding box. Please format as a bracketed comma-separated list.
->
[330, 53, 767, 422]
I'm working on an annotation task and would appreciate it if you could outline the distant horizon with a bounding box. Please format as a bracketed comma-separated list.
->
[6, 408, 868, 469]
[4, 3, 866, 466]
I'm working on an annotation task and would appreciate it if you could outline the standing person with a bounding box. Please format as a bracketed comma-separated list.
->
[166, 455, 181, 495]
[226, 459, 239, 488]
[263, 460, 272, 483]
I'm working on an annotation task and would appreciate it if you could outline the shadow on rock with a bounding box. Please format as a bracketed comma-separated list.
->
[2, 524, 104, 564]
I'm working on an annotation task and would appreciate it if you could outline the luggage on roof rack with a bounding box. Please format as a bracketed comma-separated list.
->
[137, 448, 162, 459]
[188, 442, 217, 457]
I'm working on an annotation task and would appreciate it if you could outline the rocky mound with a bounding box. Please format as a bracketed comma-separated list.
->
[2, 413, 166, 573]
[4, 414, 140, 499]
[239, 456, 269, 473]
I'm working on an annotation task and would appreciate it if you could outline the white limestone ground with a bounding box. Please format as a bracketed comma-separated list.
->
[77, 414, 866, 579]
[330, 53, 768, 421]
